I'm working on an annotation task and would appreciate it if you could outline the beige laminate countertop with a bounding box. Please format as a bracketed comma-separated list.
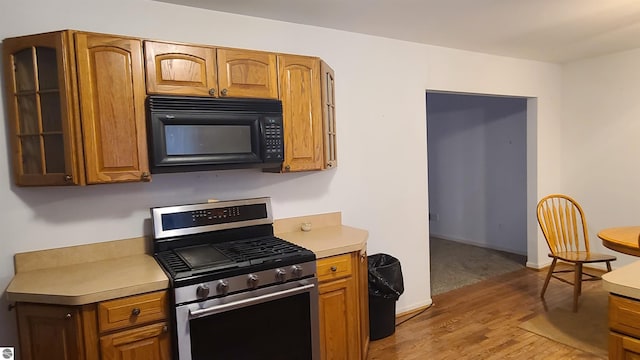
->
[7, 213, 367, 306]
[6, 237, 169, 305]
[277, 225, 368, 258]
[602, 260, 640, 300]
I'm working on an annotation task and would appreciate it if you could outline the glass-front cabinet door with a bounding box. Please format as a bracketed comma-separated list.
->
[2, 31, 81, 186]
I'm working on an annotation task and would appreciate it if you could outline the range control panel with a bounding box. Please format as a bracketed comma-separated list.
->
[151, 197, 274, 239]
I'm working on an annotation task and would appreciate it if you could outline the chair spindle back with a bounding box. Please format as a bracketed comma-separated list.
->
[537, 194, 590, 255]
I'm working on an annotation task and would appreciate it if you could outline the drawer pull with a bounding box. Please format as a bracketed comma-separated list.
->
[65, 313, 72, 319]
[131, 308, 141, 316]
[330, 266, 337, 272]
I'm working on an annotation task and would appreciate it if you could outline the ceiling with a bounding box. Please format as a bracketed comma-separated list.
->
[153, 0, 640, 63]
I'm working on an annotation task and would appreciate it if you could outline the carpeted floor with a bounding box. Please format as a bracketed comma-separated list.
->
[430, 237, 527, 295]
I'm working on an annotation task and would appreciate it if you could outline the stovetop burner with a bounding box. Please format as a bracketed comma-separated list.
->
[157, 235, 315, 282]
[151, 198, 316, 289]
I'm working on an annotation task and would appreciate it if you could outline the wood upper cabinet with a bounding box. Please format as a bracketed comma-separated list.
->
[144, 42, 278, 99]
[277, 55, 323, 172]
[2, 30, 150, 186]
[144, 41, 217, 96]
[75, 33, 150, 184]
[320, 60, 337, 169]
[317, 252, 363, 360]
[274, 55, 337, 173]
[2, 31, 82, 186]
[217, 48, 278, 99]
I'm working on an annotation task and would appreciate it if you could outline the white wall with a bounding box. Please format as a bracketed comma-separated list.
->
[0, 0, 563, 345]
[562, 48, 640, 269]
[427, 93, 527, 255]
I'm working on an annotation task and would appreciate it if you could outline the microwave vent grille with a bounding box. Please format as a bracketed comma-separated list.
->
[147, 96, 282, 114]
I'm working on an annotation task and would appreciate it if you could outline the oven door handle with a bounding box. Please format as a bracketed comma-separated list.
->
[188, 283, 315, 319]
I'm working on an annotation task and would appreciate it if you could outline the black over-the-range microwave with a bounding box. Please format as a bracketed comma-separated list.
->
[146, 96, 284, 173]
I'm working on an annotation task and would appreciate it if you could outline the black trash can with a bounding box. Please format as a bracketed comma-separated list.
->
[367, 253, 404, 340]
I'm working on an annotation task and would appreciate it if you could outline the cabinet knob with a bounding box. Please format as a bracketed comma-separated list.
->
[64, 174, 72, 182]
[65, 313, 72, 319]
[131, 308, 141, 316]
[284, 165, 290, 171]
[208, 88, 216, 96]
[141, 172, 151, 182]
[162, 325, 168, 333]
[330, 266, 337, 272]
[221, 88, 228, 96]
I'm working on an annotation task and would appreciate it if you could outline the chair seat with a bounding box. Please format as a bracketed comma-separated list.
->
[550, 251, 617, 263]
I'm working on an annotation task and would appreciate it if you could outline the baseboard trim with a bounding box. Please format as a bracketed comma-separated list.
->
[396, 300, 433, 323]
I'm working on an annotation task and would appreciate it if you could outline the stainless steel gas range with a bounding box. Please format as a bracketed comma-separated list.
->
[151, 197, 320, 360]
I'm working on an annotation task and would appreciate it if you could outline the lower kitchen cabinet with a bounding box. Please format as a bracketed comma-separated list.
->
[15, 290, 169, 360]
[609, 293, 640, 359]
[317, 251, 368, 360]
[608, 293, 640, 359]
[16, 303, 96, 360]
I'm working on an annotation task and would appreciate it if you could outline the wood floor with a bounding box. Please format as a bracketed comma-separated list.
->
[367, 266, 606, 360]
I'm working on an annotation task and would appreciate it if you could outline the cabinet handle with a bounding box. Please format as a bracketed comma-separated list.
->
[141, 172, 151, 182]
[330, 266, 337, 272]
[131, 308, 141, 316]
[65, 313, 72, 319]
[162, 325, 168, 333]
[208, 88, 216, 96]
[64, 174, 72, 182]
[221, 88, 228, 96]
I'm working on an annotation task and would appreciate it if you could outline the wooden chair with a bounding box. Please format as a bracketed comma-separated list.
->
[536, 194, 616, 312]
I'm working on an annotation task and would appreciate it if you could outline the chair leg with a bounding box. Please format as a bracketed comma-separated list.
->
[541, 258, 557, 299]
[606, 261, 612, 272]
[573, 263, 583, 312]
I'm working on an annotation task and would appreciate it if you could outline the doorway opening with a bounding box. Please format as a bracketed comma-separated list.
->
[426, 91, 533, 295]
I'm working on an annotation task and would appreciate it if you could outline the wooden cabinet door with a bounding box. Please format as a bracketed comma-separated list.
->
[609, 332, 640, 359]
[217, 48, 278, 99]
[320, 60, 337, 170]
[278, 55, 323, 172]
[75, 33, 150, 184]
[144, 41, 217, 97]
[2, 31, 82, 186]
[17, 303, 84, 360]
[100, 322, 170, 360]
[357, 250, 370, 359]
[318, 276, 359, 360]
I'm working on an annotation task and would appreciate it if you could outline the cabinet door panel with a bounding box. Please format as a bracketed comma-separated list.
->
[100, 322, 170, 360]
[2, 31, 80, 185]
[17, 303, 84, 360]
[75, 33, 149, 184]
[217, 49, 278, 99]
[278, 55, 323, 172]
[320, 60, 337, 169]
[319, 277, 359, 360]
[145, 41, 217, 96]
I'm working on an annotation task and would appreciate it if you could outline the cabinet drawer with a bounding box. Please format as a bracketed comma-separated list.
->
[610, 294, 640, 339]
[317, 254, 353, 282]
[99, 291, 168, 333]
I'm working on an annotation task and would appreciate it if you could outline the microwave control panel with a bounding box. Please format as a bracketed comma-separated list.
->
[262, 117, 284, 162]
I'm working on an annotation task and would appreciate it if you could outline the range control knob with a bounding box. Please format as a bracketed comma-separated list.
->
[217, 280, 229, 295]
[291, 265, 303, 278]
[247, 274, 259, 289]
[275, 268, 287, 282]
[196, 284, 210, 299]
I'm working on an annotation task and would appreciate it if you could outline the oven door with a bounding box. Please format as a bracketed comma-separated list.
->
[175, 278, 319, 360]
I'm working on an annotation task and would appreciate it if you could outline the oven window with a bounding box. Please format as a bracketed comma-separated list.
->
[165, 125, 252, 155]
[190, 293, 312, 360]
